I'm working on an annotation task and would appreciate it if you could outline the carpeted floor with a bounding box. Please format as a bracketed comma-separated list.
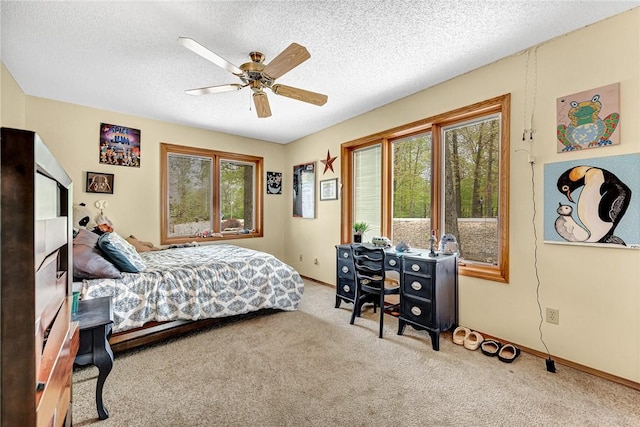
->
[72, 280, 640, 426]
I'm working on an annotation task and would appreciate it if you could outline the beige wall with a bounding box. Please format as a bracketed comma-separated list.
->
[1, 63, 26, 128]
[286, 9, 640, 382]
[1, 8, 638, 383]
[23, 97, 289, 259]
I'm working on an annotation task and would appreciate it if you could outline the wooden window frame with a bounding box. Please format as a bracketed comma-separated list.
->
[341, 94, 510, 283]
[160, 143, 263, 245]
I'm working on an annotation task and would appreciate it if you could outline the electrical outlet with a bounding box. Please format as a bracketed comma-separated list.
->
[298, 254, 303, 262]
[546, 308, 560, 325]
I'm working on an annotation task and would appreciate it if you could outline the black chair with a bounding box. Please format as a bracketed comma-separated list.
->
[349, 243, 400, 338]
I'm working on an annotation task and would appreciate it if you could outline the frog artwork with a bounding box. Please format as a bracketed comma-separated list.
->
[556, 83, 620, 152]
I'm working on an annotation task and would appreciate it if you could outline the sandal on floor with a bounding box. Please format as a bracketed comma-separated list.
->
[480, 339, 502, 357]
[463, 331, 483, 351]
[498, 343, 521, 363]
[452, 326, 470, 345]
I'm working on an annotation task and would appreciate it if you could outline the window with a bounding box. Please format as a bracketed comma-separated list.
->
[220, 160, 256, 231]
[341, 94, 510, 282]
[161, 143, 263, 244]
[442, 116, 500, 267]
[392, 132, 432, 246]
[353, 145, 382, 236]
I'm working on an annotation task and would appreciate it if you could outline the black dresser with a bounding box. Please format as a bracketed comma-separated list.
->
[335, 244, 458, 350]
[335, 245, 356, 307]
[398, 253, 458, 351]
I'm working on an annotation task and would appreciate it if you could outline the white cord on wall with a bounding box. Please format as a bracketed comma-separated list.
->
[529, 160, 556, 372]
[523, 45, 555, 372]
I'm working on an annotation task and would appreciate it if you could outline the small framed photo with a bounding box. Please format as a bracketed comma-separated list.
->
[319, 178, 338, 201]
[266, 171, 282, 194]
[86, 172, 114, 194]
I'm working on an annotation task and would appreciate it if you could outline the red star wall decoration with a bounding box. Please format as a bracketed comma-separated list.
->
[321, 150, 337, 174]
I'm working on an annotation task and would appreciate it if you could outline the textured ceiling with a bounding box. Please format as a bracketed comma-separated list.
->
[2, 1, 639, 144]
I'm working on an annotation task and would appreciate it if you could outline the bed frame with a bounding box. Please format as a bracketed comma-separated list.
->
[109, 319, 218, 352]
[106, 273, 320, 352]
[108, 310, 277, 353]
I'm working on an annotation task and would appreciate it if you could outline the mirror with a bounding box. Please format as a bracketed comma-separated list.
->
[293, 161, 316, 218]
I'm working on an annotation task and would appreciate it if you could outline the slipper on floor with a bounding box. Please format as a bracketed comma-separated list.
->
[480, 339, 502, 357]
[463, 331, 483, 351]
[498, 343, 521, 363]
[452, 326, 470, 345]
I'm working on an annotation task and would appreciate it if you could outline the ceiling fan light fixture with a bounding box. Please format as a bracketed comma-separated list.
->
[180, 38, 326, 118]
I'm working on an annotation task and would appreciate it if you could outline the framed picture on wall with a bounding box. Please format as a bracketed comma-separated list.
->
[99, 122, 141, 167]
[556, 83, 620, 152]
[267, 171, 282, 194]
[293, 162, 315, 218]
[86, 171, 114, 194]
[543, 153, 639, 248]
[319, 178, 338, 201]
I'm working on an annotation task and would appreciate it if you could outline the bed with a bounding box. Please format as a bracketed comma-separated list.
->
[76, 240, 304, 350]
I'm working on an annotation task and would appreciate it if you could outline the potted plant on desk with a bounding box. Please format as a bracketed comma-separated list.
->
[353, 221, 370, 243]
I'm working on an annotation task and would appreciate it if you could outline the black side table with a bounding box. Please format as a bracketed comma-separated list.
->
[73, 296, 114, 420]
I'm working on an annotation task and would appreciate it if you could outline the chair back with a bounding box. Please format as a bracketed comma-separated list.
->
[350, 243, 386, 293]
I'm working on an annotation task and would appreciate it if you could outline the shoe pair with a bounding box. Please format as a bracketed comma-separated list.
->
[481, 339, 521, 363]
[452, 326, 483, 351]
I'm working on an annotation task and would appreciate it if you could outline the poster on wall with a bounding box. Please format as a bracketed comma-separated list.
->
[267, 171, 282, 194]
[99, 123, 141, 167]
[556, 83, 620, 152]
[543, 153, 639, 249]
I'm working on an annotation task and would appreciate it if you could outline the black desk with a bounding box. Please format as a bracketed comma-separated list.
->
[336, 244, 458, 350]
[73, 296, 114, 420]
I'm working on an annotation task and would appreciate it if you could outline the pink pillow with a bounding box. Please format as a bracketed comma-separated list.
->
[72, 229, 121, 280]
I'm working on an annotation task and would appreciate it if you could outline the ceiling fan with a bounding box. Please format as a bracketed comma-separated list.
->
[178, 37, 328, 118]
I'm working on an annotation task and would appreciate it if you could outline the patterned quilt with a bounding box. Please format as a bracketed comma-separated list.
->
[80, 244, 304, 332]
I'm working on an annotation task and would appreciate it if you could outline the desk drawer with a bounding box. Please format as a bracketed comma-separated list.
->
[402, 273, 432, 298]
[385, 254, 401, 272]
[403, 258, 434, 276]
[338, 259, 354, 279]
[35, 250, 65, 330]
[337, 278, 356, 301]
[400, 295, 433, 325]
[337, 247, 352, 262]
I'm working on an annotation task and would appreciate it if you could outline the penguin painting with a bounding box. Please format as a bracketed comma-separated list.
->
[556, 166, 631, 245]
[554, 203, 590, 242]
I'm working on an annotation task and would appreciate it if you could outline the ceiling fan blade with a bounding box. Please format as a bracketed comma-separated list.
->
[262, 43, 310, 80]
[185, 84, 244, 96]
[253, 92, 272, 118]
[271, 84, 328, 106]
[178, 37, 243, 75]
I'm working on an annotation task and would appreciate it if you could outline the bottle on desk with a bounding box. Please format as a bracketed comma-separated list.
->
[429, 230, 438, 257]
